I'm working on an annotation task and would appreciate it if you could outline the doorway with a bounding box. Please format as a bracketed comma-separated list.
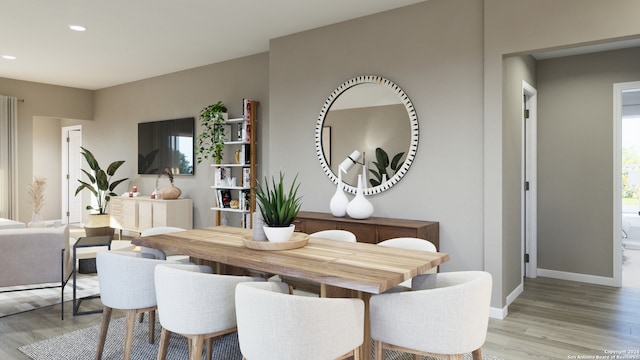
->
[61, 125, 82, 225]
[522, 81, 538, 279]
[614, 81, 640, 288]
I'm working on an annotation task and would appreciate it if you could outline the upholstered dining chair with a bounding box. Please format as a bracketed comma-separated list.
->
[370, 271, 492, 360]
[377, 237, 438, 288]
[282, 229, 356, 294]
[139, 226, 188, 261]
[95, 251, 211, 360]
[235, 281, 364, 360]
[154, 264, 265, 360]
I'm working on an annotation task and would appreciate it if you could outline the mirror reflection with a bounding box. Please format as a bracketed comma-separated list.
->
[315, 75, 419, 195]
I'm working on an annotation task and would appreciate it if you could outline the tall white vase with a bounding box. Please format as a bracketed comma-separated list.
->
[346, 174, 374, 219]
[330, 172, 349, 217]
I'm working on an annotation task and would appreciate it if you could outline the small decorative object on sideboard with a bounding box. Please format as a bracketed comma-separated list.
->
[329, 171, 349, 217]
[158, 167, 181, 200]
[346, 174, 374, 219]
[255, 172, 302, 242]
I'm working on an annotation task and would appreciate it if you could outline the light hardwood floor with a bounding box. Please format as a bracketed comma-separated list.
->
[0, 277, 639, 360]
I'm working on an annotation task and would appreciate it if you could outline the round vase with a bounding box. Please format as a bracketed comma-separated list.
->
[329, 172, 349, 217]
[346, 175, 374, 219]
[160, 183, 181, 200]
[263, 224, 295, 242]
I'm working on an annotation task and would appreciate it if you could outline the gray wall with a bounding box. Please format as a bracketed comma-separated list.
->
[269, 0, 485, 272]
[6, 0, 640, 310]
[537, 47, 640, 277]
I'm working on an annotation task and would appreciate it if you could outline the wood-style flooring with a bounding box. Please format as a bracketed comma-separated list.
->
[0, 277, 639, 360]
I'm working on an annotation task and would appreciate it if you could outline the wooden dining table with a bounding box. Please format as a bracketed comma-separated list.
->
[132, 226, 449, 359]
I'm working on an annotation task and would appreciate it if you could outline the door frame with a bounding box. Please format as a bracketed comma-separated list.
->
[522, 81, 538, 279]
[61, 125, 82, 225]
[613, 81, 640, 287]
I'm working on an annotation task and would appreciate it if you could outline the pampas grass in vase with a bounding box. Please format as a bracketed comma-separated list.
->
[27, 176, 46, 227]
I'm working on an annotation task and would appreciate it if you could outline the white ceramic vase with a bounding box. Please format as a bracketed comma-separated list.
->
[329, 172, 349, 217]
[263, 224, 295, 242]
[346, 174, 374, 219]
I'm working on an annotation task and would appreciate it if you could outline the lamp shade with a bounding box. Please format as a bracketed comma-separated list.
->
[338, 150, 362, 174]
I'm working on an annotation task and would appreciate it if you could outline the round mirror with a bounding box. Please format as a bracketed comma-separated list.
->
[315, 75, 419, 195]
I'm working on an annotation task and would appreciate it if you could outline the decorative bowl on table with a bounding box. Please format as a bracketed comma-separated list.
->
[242, 232, 309, 251]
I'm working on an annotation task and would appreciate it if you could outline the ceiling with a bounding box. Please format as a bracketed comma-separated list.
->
[0, 0, 425, 90]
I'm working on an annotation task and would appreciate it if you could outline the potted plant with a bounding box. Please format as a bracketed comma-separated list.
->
[196, 101, 228, 164]
[255, 172, 302, 242]
[369, 147, 405, 187]
[75, 146, 128, 236]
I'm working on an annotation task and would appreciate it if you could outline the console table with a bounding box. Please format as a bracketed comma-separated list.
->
[109, 197, 193, 237]
[294, 211, 439, 249]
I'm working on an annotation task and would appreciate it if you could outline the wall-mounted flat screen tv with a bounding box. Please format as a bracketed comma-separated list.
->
[138, 117, 195, 175]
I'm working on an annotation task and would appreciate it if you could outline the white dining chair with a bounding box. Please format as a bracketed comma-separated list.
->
[377, 237, 438, 288]
[139, 226, 189, 261]
[282, 229, 356, 294]
[370, 271, 492, 360]
[235, 281, 364, 360]
[154, 264, 265, 360]
[95, 251, 211, 360]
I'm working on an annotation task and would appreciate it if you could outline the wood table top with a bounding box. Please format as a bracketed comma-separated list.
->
[132, 226, 449, 294]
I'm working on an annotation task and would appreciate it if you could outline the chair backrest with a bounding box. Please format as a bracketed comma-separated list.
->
[96, 251, 166, 309]
[139, 227, 186, 260]
[309, 229, 356, 242]
[236, 281, 364, 360]
[370, 271, 492, 355]
[154, 264, 261, 335]
[377, 238, 438, 283]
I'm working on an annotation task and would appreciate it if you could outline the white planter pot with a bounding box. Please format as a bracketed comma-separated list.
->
[263, 224, 295, 242]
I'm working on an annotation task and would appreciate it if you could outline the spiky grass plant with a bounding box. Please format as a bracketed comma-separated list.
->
[255, 172, 302, 227]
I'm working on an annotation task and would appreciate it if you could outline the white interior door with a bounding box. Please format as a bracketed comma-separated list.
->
[62, 125, 82, 224]
[522, 81, 538, 279]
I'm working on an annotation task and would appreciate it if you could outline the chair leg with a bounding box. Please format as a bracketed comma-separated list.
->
[148, 309, 156, 343]
[472, 348, 482, 360]
[124, 309, 137, 360]
[139, 312, 145, 323]
[353, 348, 360, 360]
[413, 354, 420, 360]
[95, 306, 112, 360]
[205, 338, 213, 360]
[190, 335, 204, 360]
[374, 341, 384, 360]
[157, 327, 171, 360]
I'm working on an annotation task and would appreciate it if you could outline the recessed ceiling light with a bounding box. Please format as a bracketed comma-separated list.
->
[69, 25, 86, 32]
[2, 55, 16, 60]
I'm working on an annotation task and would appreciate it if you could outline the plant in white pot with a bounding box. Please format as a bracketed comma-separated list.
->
[255, 172, 302, 242]
[75, 147, 128, 236]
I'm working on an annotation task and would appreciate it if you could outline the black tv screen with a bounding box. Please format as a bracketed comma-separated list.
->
[138, 117, 195, 175]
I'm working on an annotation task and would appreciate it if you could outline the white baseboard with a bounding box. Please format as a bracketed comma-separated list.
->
[489, 282, 523, 320]
[537, 268, 618, 287]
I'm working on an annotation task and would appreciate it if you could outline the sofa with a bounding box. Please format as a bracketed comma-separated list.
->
[0, 225, 72, 318]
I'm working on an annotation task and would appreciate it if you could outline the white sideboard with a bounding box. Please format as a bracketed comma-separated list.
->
[110, 196, 193, 235]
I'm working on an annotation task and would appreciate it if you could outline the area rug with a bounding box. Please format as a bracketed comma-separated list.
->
[0, 273, 99, 318]
[19, 315, 500, 360]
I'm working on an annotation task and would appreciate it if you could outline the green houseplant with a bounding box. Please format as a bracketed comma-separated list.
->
[255, 172, 302, 242]
[75, 147, 128, 235]
[196, 101, 228, 164]
[369, 147, 405, 187]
